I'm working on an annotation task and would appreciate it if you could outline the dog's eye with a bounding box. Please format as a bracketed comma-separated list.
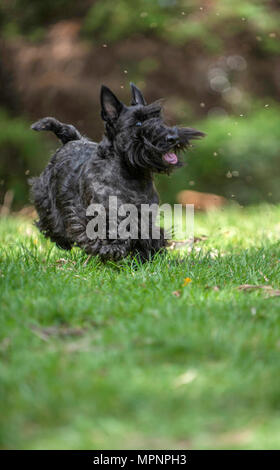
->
[135, 121, 142, 127]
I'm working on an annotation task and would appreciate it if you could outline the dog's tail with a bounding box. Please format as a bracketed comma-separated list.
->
[31, 117, 82, 144]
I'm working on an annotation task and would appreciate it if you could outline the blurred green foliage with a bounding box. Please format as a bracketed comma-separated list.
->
[83, 0, 180, 43]
[158, 106, 280, 205]
[1, 1, 280, 53]
[82, 0, 280, 53]
[0, 109, 50, 208]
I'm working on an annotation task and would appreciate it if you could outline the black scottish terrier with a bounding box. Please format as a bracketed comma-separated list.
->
[30, 83, 204, 261]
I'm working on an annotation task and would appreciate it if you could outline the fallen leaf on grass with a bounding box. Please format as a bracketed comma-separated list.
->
[238, 284, 280, 297]
[172, 290, 181, 297]
[168, 240, 189, 251]
[30, 325, 87, 341]
[74, 274, 88, 281]
[56, 258, 68, 265]
[168, 236, 208, 251]
[209, 249, 220, 259]
[174, 369, 197, 387]
[83, 255, 92, 266]
[55, 258, 76, 267]
[258, 270, 269, 282]
[194, 235, 208, 242]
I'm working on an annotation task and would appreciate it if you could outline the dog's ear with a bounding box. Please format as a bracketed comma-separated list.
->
[100, 85, 123, 121]
[130, 82, 147, 106]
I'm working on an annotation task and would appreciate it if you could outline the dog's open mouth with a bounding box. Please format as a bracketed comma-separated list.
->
[163, 152, 178, 165]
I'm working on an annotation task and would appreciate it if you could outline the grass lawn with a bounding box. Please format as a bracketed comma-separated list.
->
[1, 204, 280, 449]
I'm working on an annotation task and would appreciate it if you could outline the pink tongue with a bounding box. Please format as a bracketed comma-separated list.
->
[163, 152, 178, 165]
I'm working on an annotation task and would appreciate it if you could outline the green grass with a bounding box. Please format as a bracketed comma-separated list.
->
[1, 204, 280, 449]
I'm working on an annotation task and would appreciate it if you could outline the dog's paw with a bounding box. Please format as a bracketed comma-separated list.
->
[99, 243, 128, 261]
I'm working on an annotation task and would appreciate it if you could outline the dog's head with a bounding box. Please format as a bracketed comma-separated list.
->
[100, 83, 205, 173]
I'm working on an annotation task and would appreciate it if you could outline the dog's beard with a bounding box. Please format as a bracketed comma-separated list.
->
[116, 128, 178, 173]
[125, 140, 181, 173]
[114, 120, 205, 173]
[124, 129, 204, 173]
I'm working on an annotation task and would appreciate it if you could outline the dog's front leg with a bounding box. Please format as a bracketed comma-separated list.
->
[97, 202, 138, 261]
[98, 238, 132, 261]
[135, 225, 167, 262]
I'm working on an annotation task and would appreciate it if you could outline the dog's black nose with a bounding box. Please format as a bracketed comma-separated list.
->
[166, 132, 178, 145]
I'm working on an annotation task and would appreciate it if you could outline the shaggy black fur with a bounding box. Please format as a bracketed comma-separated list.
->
[30, 83, 204, 261]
